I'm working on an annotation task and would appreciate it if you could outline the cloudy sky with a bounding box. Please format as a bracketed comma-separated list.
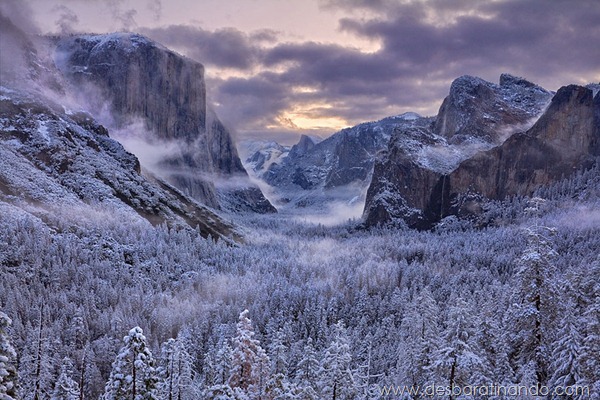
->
[15, 0, 600, 143]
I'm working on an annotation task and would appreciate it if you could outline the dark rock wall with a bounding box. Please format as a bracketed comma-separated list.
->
[364, 81, 598, 229]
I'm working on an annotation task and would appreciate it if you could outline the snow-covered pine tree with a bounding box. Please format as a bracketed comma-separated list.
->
[294, 338, 319, 400]
[354, 339, 383, 400]
[248, 343, 270, 399]
[577, 260, 600, 397]
[102, 327, 158, 400]
[204, 335, 234, 399]
[506, 226, 559, 387]
[79, 345, 105, 400]
[549, 300, 585, 398]
[0, 311, 18, 400]
[430, 297, 485, 398]
[265, 372, 298, 400]
[19, 306, 55, 400]
[228, 309, 271, 398]
[269, 328, 289, 378]
[204, 383, 238, 400]
[318, 321, 356, 400]
[156, 336, 194, 400]
[474, 297, 514, 386]
[212, 341, 233, 387]
[265, 328, 295, 400]
[51, 357, 80, 400]
[396, 288, 440, 389]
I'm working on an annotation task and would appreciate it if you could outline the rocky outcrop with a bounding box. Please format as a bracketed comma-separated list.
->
[443, 85, 599, 217]
[54, 33, 274, 213]
[288, 135, 316, 158]
[364, 79, 599, 229]
[434, 74, 552, 143]
[56, 34, 207, 143]
[0, 88, 240, 241]
[363, 124, 442, 228]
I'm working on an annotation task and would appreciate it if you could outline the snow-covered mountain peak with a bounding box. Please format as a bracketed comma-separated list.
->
[395, 111, 422, 120]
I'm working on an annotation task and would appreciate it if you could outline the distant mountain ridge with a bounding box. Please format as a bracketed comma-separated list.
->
[246, 72, 598, 229]
[245, 112, 428, 212]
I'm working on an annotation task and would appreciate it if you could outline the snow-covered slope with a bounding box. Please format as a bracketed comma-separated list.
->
[241, 140, 291, 179]
[0, 87, 240, 241]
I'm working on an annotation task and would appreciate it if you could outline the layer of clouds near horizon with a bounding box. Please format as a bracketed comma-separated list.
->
[9, 0, 600, 143]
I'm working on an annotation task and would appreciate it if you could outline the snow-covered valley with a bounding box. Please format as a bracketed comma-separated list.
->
[1, 3, 600, 398]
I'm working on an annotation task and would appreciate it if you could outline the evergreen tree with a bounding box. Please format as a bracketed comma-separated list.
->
[51, 357, 80, 400]
[294, 338, 319, 399]
[229, 311, 259, 392]
[19, 307, 55, 400]
[102, 327, 158, 400]
[396, 288, 440, 389]
[354, 340, 383, 400]
[204, 383, 238, 400]
[319, 322, 356, 400]
[156, 337, 194, 400]
[265, 372, 298, 400]
[249, 345, 270, 400]
[0, 311, 18, 400]
[578, 260, 600, 396]
[269, 329, 289, 378]
[474, 299, 514, 386]
[430, 297, 485, 399]
[212, 342, 233, 387]
[549, 300, 585, 398]
[228, 310, 271, 398]
[266, 328, 295, 400]
[506, 226, 559, 387]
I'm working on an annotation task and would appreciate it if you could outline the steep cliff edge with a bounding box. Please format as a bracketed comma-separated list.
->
[364, 76, 598, 229]
[443, 85, 599, 219]
[54, 33, 275, 213]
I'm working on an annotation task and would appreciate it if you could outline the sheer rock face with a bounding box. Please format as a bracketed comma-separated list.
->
[56, 34, 207, 143]
[363, 124, 443, 228]
[55, 33, 274, 213]
[364, 77, 599, 229]
[445, 86, 599, 208]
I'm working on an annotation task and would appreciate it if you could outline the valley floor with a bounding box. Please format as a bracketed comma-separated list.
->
[1, 164, 599, 399]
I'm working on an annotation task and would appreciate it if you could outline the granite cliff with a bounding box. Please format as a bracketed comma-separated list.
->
[364, 76, 599, 229]
[55, 33, 275, 213]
